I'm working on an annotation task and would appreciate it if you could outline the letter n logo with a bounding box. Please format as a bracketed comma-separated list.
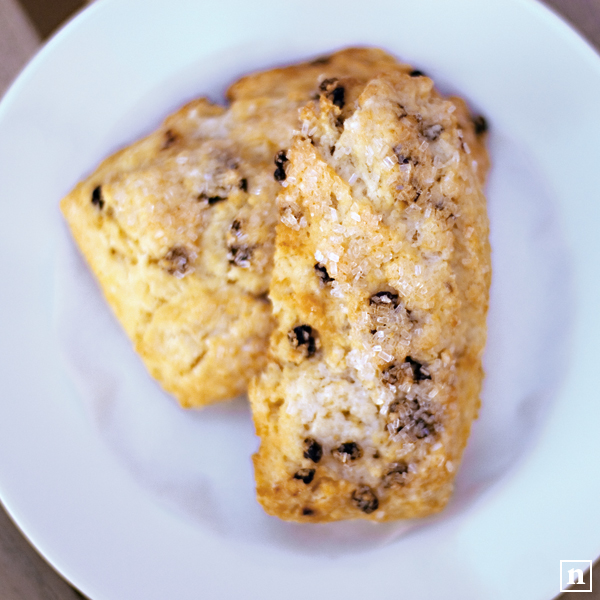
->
[560, 560, 592, 592]
[568, 568, 584, 585]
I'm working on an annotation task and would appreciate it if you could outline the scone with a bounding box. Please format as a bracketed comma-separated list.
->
[250, 70, 490, 520]
[61, 48, 411, 408]
[61, 96, 291, 407]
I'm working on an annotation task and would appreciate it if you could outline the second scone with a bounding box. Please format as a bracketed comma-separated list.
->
[250, 70, 491, 521]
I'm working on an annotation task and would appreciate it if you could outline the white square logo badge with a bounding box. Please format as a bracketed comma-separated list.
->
[560, 560, 592, 592]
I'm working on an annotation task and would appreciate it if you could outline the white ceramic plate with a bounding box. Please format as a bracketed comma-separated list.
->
[1, 0, 600, 598]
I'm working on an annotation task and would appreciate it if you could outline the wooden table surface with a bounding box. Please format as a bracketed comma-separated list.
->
[1, 0, 599, 598]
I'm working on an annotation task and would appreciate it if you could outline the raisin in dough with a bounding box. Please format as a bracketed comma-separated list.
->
[60, 48, 410, 408]
[250, 70, 491, 520]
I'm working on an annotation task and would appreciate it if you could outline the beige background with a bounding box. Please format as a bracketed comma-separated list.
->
[1, 0, 599, 598]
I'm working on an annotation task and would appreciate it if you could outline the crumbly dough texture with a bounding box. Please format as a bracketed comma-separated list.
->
[61, 48, 408, 408]
[250, 70, 491, 521]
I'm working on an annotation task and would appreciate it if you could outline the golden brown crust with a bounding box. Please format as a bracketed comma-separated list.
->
[250, 70, 491, 521]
